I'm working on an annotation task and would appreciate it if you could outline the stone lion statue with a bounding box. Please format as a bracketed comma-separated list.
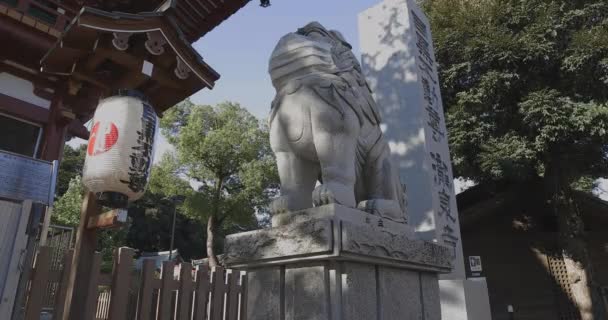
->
[268, 22, 407, 223]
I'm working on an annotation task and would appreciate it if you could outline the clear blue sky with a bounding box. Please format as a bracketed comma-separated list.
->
[188, 0, 379, 118]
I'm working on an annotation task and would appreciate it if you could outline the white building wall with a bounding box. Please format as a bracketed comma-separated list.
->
[0, 72, 51, 109]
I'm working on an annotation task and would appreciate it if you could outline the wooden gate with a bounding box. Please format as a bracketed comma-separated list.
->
[0, 200, 32, 319]
[23, 246, 247, 320]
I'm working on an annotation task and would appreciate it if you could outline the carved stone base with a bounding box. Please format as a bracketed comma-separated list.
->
[223, 205, 452, 320]
[271, 204, 415, 236]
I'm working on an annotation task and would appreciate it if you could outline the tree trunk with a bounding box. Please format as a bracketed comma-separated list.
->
[546, 167, 599, 320]
[206, 175, 224, 268]
[206, 214, 220, 268]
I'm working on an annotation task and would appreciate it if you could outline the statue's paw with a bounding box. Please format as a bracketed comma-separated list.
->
[312, 185, 338, 207]
[270, 196, 290, 215]
[357, 199, 407, 223]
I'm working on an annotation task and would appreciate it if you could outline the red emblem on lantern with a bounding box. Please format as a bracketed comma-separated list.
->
[88, 121, 119, 156]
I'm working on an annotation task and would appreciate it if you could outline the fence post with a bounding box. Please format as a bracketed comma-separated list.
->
[24, 246, 51, 320]
[108, 247, 134, 320]
[157, 261, 175, 320]
[210, 266, 225, 320]
[83, 253, 102, 320]
[226, 270, 238, 320]
[239, 272, 247, 320]
[177, 263, 193, 320]
[52, 249, 74, 320]
[136, 260, 156, 320]
[62, 192, 100, 320]
[193, 267, 209, 320]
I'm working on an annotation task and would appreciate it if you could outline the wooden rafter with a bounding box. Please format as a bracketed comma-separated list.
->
[40, 6, 221, 115]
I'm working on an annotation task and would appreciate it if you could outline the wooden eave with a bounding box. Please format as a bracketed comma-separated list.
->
[159, 0, 251, 42]
[20, 0, 253, 43]
[40, 7, 220, 114]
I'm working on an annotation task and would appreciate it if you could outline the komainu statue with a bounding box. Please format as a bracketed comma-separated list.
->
[269, 22, 407, 223]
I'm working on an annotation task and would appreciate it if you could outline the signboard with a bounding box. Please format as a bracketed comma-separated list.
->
[0, 150, 58, 205]
[469, 256, 483, 272]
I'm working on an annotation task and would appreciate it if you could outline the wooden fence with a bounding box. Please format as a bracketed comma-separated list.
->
[35, 225, 74, 312]
[23, 246, 247, 320]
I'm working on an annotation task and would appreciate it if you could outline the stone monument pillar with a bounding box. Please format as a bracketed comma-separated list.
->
[223, 205, 452, 320]
[358, 0, 491, 319]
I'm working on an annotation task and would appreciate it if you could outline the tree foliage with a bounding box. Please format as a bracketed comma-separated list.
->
[425, 0, 608, 186]
[126, 156, 205, 260]
[160, 100, 279, 265]
[56, 144, 87, 197]
[52, 175, 84, 227]
[126, 190, 205, 261]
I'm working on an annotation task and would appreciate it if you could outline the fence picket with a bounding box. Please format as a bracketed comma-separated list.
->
[108, 247, 134, 319]
[136, 260, 156, 320]
[210, 266, 225, 320]
[239, 272, 247, 320]
[226, 270, 239, 320]
[24, 246, 51, 320]
[177, 263, 193, 320]
[193, 267, 210, 320]
[83, 252, 102, 320]
[52, 249, 74, 320]
[157, 261, 175, 320]
[23, 247, 247, 320]
[96, 291, 111, 319]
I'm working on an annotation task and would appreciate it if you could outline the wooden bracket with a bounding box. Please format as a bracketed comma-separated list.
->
[87, 209, 128, 230]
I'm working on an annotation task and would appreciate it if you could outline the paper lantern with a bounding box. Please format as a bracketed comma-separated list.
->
[83, 90, 158, 208]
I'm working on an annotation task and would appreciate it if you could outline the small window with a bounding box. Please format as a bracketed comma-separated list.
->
[0, 114, 42, 157]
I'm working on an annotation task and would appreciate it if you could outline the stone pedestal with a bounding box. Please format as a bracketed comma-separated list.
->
[222, 205, 452, 320]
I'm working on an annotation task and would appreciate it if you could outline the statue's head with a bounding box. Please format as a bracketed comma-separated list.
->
[268, 21, 359, 89]
[296, 22, 353, 50]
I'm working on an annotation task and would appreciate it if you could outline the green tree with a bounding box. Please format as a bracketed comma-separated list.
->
[425, 0, 608, 317]
[160, 100, 279, 267]
[126, 157, 206, 260]
[52, 175, 85, 227]
[56, 144, 87, 197]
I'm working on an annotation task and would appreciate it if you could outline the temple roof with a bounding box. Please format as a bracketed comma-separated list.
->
[40, 6, 221, 115]
[157, 0, 251, 43]
[64, 0, 251, 43]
